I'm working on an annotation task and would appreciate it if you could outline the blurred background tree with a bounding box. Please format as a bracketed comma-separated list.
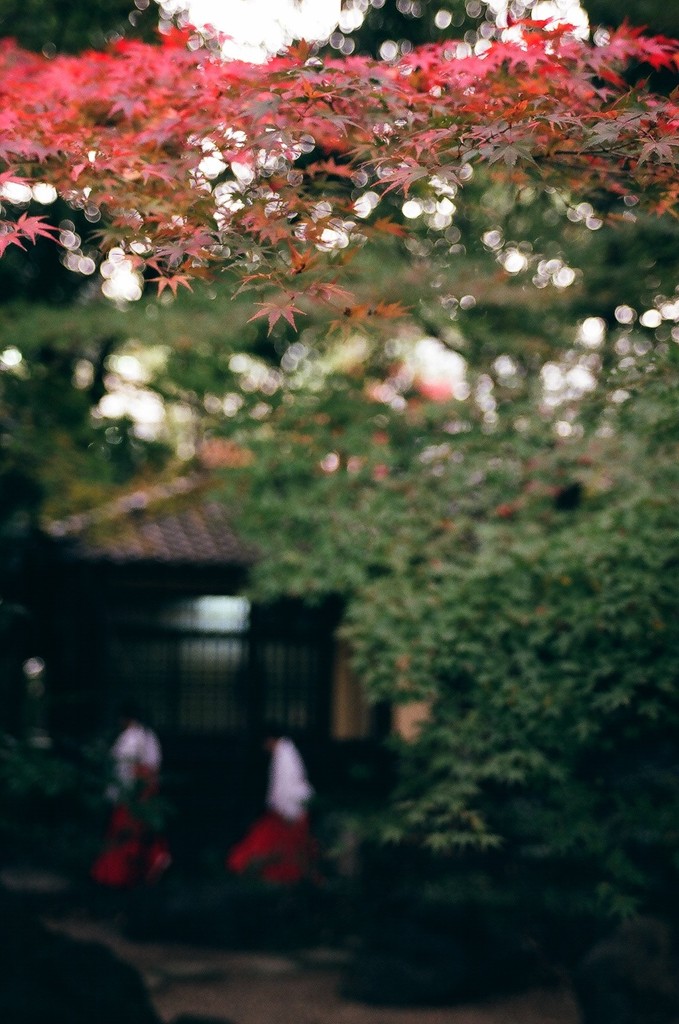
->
[0, 0, 157, 52]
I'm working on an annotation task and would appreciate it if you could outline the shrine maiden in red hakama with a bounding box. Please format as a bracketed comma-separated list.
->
[226, 732, 317, 884]
[91, 711, 171, 889]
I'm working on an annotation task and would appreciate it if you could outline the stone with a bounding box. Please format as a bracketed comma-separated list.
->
[0, 885, 161, 1024]
[574, 916, 679, 1024]
[170, 1017, 237, 1024]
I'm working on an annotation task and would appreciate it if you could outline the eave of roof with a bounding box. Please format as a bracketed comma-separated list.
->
[45, 477, 258, 569]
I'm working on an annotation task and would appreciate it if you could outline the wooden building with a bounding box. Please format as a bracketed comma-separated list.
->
[31, 488, 388, 856]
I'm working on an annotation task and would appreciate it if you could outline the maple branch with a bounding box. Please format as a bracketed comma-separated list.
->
[0, 20, 677, 308]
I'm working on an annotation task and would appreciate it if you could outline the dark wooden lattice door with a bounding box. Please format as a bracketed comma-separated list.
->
[103, 595, 334, 745]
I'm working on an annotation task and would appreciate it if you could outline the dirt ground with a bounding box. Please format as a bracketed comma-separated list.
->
[46, 915, 582, 1024]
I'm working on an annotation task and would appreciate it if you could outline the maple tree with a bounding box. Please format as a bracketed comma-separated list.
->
[210, 301, 679, 919]
[2, 3, 679, 932]
[1, 19, 678, 325]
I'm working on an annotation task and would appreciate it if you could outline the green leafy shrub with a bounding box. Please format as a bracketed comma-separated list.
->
[0, 734, 109, 872]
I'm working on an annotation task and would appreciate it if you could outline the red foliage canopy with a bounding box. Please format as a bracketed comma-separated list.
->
[1, 20, 678, 305]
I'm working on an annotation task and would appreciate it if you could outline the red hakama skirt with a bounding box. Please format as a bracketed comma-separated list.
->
[91, 786, 171, 889]
[226, 811, 316, 884]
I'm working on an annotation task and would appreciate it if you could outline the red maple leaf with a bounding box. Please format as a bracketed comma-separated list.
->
[0, 20, 677, 323]
[308, 279, 355, 305]
[14, 212, 60, 243]
[148, 273, 194, 297]
[0, 213, 59, 256]
[247, 297, 306, 334]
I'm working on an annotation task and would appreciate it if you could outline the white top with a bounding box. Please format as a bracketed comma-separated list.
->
[110, 722, 162, 795]
[266, 737, 314, 822]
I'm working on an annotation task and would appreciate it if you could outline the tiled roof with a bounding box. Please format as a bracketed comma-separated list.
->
[77, 501, 258, 567]
[46, 480, 258, 568]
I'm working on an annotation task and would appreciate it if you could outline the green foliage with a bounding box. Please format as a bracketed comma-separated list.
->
[0, 735, 109, 870]
[585, 0, 679, 37]
[0, 735, 77, 799]
[375, 481, 679, 914]
[0, 0, 677, 924]
[340, 0, 679, 61]
[119, 778, 174, 833]
[214, 342, 679, 919]
[0, 0, 158, 53]
[336, 0, 474, 58]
